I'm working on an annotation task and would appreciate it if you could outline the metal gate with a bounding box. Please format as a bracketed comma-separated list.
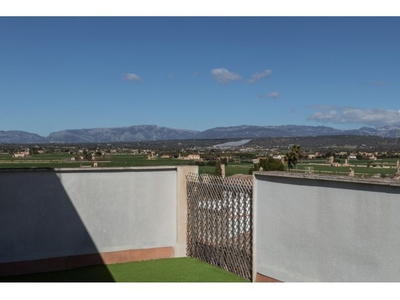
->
[186, 173, 253, 280]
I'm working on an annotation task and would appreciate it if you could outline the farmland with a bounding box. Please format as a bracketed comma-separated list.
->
[0, 153, 254, 176]
[2, 152, 398, 178]
[1, 136, 400, 178]
[0, 153, 190, 168]
[290, 158, 399, 178]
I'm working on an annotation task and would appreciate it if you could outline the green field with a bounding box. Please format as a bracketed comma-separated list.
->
[199, 163, 253, 176]
[294, 158, 399, 177]
[0, 153, 255, 177]
[0, 154, 194, 169]
[0, 257, 248, 282]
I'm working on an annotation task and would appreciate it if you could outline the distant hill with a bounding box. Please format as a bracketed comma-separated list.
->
[47, 125, 199, 143]
[194, 125, 343, 139]
[0, 131, 47, 143]
[1, 124, 400, 144]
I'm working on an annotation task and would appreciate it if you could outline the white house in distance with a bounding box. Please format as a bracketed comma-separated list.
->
[181, 154, 201, 160]
[272, 155, 283, 160]
[13, 149, 30, 158]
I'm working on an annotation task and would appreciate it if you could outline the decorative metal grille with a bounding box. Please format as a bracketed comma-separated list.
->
[186, 173, 253, 281]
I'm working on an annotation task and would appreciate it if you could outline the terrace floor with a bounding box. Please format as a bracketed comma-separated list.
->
[0, 257, 249, 282]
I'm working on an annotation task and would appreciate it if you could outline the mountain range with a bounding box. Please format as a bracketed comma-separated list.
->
[1, 124, 400, 144]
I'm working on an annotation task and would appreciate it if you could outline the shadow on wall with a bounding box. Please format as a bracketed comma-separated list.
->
[0, 169, 114, 281]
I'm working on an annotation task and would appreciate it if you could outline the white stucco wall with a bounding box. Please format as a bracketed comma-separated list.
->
[253, 172, 400, 282]
[0, 167, 187, 263]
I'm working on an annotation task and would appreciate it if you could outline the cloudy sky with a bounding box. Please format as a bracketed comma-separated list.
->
[1, 5, 400, 136]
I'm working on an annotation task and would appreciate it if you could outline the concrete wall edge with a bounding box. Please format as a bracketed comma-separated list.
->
[254, 171, 400, 187]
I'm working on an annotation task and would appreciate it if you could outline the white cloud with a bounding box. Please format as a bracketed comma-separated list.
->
[124, 73, 141, 82]
[308, 104, 338, 110]
[308, 106, 400, 128]
[257, 91, 279, 99]
[248, 70, 273, 83]
[211, 68, 242, 84]
[309, 110, 339, 122]
[268, 92, 279, 99]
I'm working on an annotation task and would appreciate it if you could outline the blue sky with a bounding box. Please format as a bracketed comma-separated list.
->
[1, 16, 400, 136]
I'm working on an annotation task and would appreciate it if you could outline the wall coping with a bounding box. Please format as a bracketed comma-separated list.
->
[253, 171, 400, 187]
[0, 166, 183, 174]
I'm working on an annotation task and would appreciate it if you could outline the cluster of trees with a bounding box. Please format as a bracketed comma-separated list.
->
[248, 145, 304, 174]
[194, 157, 229, 167]
[248, 157, 284, 174]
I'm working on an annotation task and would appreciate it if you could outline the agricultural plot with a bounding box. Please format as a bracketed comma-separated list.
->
[199, 163, 253, 176]
[0, 152, 255, 177]
[0, 153, 195, 169]
[296, 158, 399, 177]
[104, 155, 193, 167]
[0, 154, 86, 169]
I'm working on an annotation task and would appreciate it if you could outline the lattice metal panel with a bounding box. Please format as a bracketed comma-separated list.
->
[186, 173, 253, 281]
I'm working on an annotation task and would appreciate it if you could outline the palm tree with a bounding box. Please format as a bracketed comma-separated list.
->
[286, 145, 303, 171]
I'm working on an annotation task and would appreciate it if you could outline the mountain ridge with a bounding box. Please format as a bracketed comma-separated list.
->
[1, 124, 400, 143]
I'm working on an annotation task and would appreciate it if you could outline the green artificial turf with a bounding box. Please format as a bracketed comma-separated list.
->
[1, 257, 249, 282]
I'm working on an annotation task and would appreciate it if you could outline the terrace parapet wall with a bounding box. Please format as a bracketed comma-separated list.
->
[0, 166, 197, 277]
[253, 171, 400, 282]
